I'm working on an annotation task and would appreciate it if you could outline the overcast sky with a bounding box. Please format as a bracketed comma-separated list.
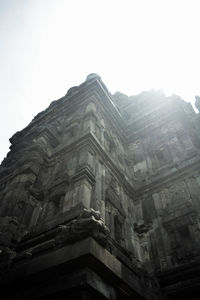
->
[0, 0, 199, 163]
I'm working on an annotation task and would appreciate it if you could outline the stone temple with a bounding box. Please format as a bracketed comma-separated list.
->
[0, 74, 200, 300]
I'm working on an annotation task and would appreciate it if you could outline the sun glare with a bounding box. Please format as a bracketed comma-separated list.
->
[29, 0, 200, 104]
[0, 0, 200, 162]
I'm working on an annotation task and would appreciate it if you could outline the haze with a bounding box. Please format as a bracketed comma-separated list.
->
[0, 0, 199, 163]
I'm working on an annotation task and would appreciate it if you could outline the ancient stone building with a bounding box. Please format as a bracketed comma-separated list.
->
[0, 74, 200, 299]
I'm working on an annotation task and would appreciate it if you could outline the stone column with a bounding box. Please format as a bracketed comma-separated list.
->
[63, 147, 95, 211]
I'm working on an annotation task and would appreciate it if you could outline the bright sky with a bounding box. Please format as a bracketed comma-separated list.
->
[0, 0, 199, 163]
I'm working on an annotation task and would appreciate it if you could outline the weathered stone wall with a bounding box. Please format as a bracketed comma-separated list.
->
[118, 91, 200, 274]
[0, 74, 200, 299]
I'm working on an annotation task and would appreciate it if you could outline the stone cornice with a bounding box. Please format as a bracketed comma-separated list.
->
[1, 237, 158, 300]
[43, 131, 200, 200]
[52, 132, 135, 199]
[10, 78, 126, 147]
[2, 131, 200, 202]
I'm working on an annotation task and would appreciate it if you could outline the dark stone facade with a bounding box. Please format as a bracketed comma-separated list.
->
[0, 74, 200, 299]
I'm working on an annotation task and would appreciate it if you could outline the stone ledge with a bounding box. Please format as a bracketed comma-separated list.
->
[0, 238, 163, 300]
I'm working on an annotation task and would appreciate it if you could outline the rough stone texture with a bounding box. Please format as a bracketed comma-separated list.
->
[0, 74, 200, 299]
